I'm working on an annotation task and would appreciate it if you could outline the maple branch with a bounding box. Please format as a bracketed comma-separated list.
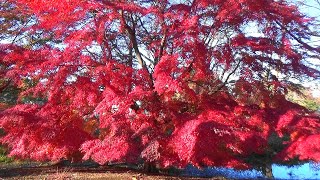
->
[213, 60, 241, 94]
[120, 10, 155, 88]
[154, 29, 167, 65]
[137, 16, 149, 35]
[120, 10, 145, 68]
[297, 0, 320, 11]
[275, 21, 320, 53]
[84, 47, 100, 61]
[11, 17, 33, 44]
[128, 43, 133, 67]
[140, 51, 154, 63]
[111, 42, 127, 60]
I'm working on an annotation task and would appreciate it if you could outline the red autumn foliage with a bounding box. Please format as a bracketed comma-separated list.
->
[1, 0, 320, 175]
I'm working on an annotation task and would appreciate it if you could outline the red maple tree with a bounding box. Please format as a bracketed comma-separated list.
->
[1, 0, 320, 178]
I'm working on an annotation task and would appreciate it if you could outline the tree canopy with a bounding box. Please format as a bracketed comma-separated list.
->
[0, 0, 320, 178]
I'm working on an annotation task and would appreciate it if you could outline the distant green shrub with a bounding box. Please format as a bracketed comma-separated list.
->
[0, 146, 14, 163]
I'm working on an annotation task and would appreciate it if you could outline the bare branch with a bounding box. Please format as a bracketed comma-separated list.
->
[213, 60, 241, 94]
[275, 21, 320, 53]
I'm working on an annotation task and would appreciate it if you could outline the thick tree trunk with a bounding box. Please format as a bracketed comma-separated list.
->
[262, 164, 274, 179]
[143, 162, 158, 173]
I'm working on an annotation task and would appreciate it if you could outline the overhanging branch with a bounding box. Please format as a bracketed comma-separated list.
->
[275, 21, 320, 53]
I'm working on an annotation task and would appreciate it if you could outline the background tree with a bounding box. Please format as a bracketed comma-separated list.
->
[286, 86, 320, 111]
[1, 0, 320, 178]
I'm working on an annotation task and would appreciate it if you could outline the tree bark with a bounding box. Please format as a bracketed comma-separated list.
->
[262, 164, 274, 179]
[120, 10, 145, 68]
[143, 162, 158, 173]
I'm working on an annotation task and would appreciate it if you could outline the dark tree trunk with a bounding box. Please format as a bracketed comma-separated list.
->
[143, 162, 158, 173]
[262, 164, 274, 179]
